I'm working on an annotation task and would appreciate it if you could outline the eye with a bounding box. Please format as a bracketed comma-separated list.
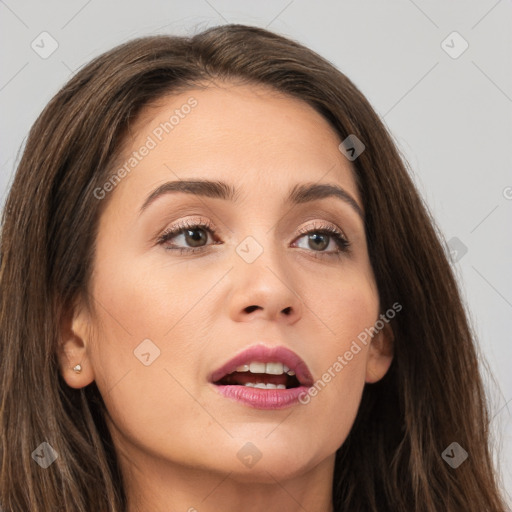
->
[157, 219, 218, 254]
[293, 222, 351, 257]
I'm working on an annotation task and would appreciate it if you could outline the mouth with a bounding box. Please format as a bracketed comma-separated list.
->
[215, 362, 300, 389]
[209, 344, 314, 409]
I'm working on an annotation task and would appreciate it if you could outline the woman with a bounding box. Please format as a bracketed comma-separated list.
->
[0, 23, 508, 512]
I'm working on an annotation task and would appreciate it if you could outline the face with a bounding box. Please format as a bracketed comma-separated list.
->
[59, 82, 393, 484]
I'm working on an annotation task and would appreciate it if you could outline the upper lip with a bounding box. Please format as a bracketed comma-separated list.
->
[209, 344, 314, 387]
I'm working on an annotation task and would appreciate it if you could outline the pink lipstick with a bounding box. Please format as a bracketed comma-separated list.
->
[209, 344, 314, 410]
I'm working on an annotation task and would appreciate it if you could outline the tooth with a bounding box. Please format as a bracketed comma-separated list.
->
[265, 362, 284, 375]
[248, 382, 279, 389]
[244, 382, 256, 387]
[277, 384, 286, 389]
[236, 364, 250, 372]
[287, 370, 295, 376]
[249, 362, 266, 373]
[283, 364, 290, 373]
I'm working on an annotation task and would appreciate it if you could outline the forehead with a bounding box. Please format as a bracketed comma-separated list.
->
[106, 83, 360, 211]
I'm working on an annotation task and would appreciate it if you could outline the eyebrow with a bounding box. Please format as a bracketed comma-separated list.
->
[139, 179, 364, 219]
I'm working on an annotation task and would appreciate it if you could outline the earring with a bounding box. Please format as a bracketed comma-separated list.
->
[73, 364, 82, 374]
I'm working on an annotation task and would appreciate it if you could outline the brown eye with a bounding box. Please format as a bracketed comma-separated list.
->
[157, 221, 217, 253]
[180, 227, 208, 248]
[294, 223, 350, 256]
[303, 232, 329, 251]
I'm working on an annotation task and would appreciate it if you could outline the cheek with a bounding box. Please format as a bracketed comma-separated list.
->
[86, 257, 212, 463]
[304, 265, 379, 353]
[285, 266, 378, 446]
[85, 243, 213, 412]
[89, 237, 217, 344]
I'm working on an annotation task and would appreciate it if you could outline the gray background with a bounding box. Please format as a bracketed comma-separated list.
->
[1, 0, 511, 501]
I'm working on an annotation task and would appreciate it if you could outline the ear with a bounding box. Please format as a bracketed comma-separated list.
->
[365, 320, 394, 383]
[57, 297, 95, 389]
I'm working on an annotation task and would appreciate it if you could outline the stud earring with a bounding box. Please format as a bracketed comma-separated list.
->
[73, 364, 82, 374]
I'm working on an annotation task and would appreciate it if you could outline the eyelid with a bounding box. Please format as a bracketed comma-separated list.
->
[296, 220, 348, 240]
[155, 216, 216, 243]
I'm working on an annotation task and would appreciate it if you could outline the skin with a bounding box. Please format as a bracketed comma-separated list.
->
[58, 82, 394, 512]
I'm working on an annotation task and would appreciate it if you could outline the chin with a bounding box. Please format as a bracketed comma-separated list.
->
[226, 455, 320, 484]
[202, 438, 328, 484]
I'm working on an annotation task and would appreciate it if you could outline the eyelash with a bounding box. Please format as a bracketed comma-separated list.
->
[156, 219, 351, 259]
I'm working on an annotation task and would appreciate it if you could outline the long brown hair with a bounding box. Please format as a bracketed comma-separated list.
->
[0, 24, 508, 511]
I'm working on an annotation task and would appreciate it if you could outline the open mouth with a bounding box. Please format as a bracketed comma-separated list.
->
[209, 345, 314, 409]
[214, 361, 301, 390]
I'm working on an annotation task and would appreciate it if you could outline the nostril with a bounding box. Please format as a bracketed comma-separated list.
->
[245, 305, 260, 313]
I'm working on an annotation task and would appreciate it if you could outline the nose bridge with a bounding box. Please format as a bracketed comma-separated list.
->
[234, 216, 284, 276]
[227, 227, 304, 323]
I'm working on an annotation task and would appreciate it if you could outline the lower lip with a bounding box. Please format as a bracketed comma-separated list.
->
[212, 384, 310, 410]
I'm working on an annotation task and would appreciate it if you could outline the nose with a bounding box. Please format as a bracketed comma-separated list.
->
[226, 240, 303, 325]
